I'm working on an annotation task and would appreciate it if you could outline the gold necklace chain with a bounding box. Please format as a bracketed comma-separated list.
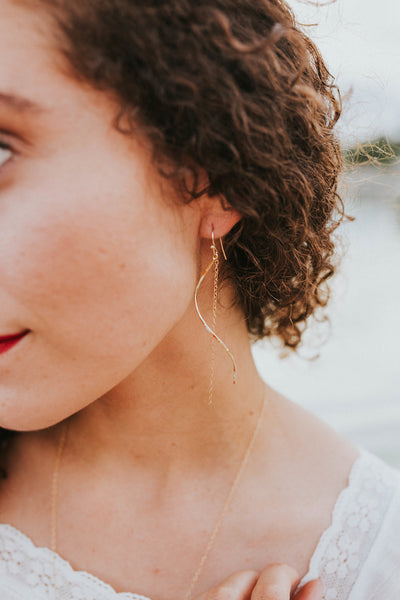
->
[183, 392, 266, 600]
[50, 390, 267, 600]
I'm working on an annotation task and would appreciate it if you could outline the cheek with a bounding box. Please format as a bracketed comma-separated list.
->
[0, 187, 196, 430]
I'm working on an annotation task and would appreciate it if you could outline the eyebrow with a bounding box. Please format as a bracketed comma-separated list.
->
[0, 92, 50, 115]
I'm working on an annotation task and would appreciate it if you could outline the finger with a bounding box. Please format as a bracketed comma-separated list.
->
[250, 563, 300, 600]
[293, 579, 323, 600]
[195, 570, 259, 600]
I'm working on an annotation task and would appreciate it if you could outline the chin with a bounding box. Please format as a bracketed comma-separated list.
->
[0, 407, 70, 433]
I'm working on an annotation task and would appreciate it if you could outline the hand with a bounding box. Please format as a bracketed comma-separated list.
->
[194, 564, 323, 600]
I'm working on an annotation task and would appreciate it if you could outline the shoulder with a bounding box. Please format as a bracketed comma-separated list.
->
[265, 390, 400, 599]
[299, 448, 400, 600]
[347, 451, 400, 600]
[262, 389, 362, 485]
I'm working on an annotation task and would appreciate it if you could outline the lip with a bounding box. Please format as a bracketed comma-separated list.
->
[0, 330, 30, 355]
[0, 330, 30, 343]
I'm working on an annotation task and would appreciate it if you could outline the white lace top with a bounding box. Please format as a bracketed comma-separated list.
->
[0, 447, 399, 600]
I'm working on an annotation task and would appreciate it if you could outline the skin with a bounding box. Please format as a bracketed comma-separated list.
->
[195, 567, 324, 600]
[0, 2, 360, 600]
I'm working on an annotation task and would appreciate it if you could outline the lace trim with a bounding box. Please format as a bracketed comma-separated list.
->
[0, 524, 151, 600]
[0, 448, 397, 600]
[297, 447, 398, 600]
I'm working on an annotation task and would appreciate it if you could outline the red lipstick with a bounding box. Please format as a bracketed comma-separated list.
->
[0, 330, 29, 355]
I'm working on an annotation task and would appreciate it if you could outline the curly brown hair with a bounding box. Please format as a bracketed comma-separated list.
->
[17, 0, 349, 346]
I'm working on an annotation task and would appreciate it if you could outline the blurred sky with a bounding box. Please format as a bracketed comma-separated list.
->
[289, 0, 400, 145]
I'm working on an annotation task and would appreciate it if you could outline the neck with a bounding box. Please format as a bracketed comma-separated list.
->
[51, 285, 270, 478]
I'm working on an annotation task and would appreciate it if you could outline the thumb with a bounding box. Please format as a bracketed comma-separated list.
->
[193, 570, 259, 600]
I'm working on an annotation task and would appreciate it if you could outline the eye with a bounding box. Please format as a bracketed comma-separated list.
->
[0, 142, 13, 168]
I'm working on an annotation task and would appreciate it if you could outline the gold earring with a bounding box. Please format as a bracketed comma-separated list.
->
[194, 230, 237, 404]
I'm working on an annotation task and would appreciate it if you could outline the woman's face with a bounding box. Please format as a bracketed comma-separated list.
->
[0, 2, 202, 430]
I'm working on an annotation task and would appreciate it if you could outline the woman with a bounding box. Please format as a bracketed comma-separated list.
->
[0, 1, 398, 599]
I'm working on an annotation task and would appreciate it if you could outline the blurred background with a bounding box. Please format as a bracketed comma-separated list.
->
[252, 0, 400, 468]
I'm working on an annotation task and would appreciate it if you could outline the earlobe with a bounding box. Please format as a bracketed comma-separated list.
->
[199, 204, 242, 239]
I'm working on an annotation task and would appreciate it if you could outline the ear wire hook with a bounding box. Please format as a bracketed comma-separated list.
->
[219, 235, 228, 261]
[194, 231, 237, 385]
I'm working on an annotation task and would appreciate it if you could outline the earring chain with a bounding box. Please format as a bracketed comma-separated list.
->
[194, 233, 237, 387]
[208, 234, 219, 404]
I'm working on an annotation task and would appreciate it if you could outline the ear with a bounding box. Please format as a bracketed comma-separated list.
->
[199, 195, 242, 239]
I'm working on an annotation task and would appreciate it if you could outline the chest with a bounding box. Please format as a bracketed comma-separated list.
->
[0, 434, 359, 600]
[46, 488, 325, 600]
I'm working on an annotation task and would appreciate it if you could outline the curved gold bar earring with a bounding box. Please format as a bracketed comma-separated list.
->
[194, 230, 237, 403]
